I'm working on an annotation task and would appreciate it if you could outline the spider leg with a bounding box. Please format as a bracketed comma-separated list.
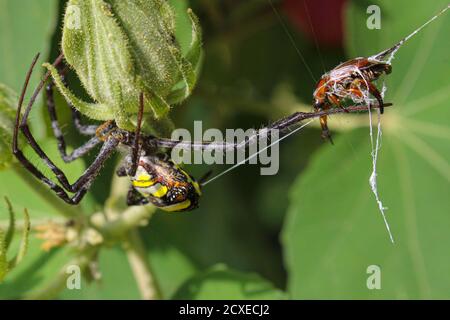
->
[46, 79, 101, 163]
[198, 170, 213, 186]
[129, 92, 144, 177]
[151, 103, 392, 152]
[126, 187, 149, 206]
[116, 165, 128, 177]
[71, 108, 98, 135]
[52, 60, 98, 136]
[13, 54, 119, 204]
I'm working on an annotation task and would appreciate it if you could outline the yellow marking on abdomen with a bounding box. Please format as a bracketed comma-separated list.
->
[161, 200, 191, 212]
[132, 180, 155, 188]
[149, 184, 168, 198]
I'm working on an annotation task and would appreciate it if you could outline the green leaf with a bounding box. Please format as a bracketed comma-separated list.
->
[0, 0, 58, 93]
[58, 246, 141, 299]
[0, 84, 18, 170]
[0, 138, 94, 219]
[0, 200, 30, 283]
[0, 229, 8, 282]
[283, 0, 450, 299]
[8, 208, 30, 268]
[173, 265, 286, 300]
[3, 197, 15, 249]
[0, 239, 72, 298]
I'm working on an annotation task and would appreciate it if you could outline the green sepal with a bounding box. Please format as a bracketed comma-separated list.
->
[44, 63, 115, 121]
[167, 9, 203, 105]
[185, 8, 203, 73]
[62, 0, 137, 108]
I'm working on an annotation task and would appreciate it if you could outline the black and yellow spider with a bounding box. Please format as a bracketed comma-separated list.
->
[12, 54, 385, 212]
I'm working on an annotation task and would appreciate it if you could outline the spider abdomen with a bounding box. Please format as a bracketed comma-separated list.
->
[131, 155, 202, 212]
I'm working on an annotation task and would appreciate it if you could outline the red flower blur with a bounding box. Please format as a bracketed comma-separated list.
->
[283, 0, 347, 48]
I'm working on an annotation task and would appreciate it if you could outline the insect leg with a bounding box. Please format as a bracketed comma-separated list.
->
[367, 82, 385, 114]
[314, 100, 334, 144]
[129, 92, 145, 177]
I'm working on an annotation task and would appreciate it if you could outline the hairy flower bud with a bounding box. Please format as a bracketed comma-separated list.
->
[45, 0, 202, 131]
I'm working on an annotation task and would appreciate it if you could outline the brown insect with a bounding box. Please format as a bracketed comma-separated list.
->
[312, 4, 450, 143]
[313, 57, 392, 142]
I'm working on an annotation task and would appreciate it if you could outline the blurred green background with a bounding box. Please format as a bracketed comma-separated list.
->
[0, 0, 449, 299]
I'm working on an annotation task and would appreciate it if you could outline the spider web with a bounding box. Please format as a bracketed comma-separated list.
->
[265, 2, 450, 243]
[363, 4, 450, 243]
[204, 3, 450, 244]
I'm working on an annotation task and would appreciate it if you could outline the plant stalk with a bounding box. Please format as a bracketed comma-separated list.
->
[124, 229, 162, 300]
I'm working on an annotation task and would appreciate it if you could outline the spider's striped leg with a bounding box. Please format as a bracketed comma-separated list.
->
[152, 103, 393, 153]
[126, 187, 149, 206]
[13, 136, 118, 205]
[13, 53, 119, 204]
[46, 80, 101, 163]
[71, 108, 98, 135]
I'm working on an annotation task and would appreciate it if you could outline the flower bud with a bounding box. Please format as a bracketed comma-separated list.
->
[45, 0, 202, 131]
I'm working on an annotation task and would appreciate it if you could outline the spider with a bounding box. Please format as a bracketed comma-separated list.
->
[12, 54, 386, 211]
[12, 53, 208, 212]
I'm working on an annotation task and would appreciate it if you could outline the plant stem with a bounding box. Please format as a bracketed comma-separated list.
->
[94, 205, 156, 239]
[12, 164, 82, 218]
[124, 229, 162, 300]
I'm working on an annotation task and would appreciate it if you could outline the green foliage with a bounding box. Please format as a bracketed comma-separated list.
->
[283, 0, 450, 299]
[46, 0, 203, 131]
[0, 0, 449, 300]
[173, 265, 286, 300]
[0, 84, 18, 170]
[0, 0, 58, 93]
[0, 198, 30, 282]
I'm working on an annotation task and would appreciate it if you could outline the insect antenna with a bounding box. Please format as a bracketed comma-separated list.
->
[129, 92, 145, 176]
[372, 4, 450, 62]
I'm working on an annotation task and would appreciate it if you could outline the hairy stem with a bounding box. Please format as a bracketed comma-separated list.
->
[124, 229, 162, 300]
